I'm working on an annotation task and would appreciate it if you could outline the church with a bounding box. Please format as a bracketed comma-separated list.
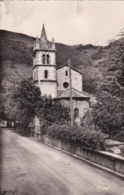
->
[33, 24, 90, 125]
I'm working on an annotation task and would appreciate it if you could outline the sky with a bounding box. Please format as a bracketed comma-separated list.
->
[0, 0, 124, 46]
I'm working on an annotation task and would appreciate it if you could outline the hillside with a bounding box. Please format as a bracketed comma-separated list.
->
[0, 30, 101, 92]
[0, 30, 124, 96]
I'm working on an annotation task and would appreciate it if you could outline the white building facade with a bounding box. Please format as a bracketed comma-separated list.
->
[57, 65, 83, 93]
[33, 24, 57, 98]
[33, 25, 90, 126]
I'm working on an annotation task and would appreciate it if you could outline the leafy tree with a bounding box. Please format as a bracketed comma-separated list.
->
[3, 79, 70, 133]
[95, 37, 124, 136]
[92, 91, 124, 136]
[35, 96, 70, 125]
[9, 80, 41, 134]
[4, 87, 22, 126]
[0, 89, 5, 120]
[106, 39, 124, 87]
[81, 110, 100, 131]
[83, 73, 97, 94]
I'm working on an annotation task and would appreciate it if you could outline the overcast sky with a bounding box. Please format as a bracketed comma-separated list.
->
[0, 0, 124, 46]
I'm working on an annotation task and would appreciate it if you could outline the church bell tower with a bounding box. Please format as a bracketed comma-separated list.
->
[33, 24, 57, 98]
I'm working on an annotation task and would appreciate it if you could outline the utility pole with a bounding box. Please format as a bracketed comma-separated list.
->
[68, 59, 74, 126]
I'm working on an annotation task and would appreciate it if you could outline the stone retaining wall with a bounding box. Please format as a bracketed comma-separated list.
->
[40, 135, 124, 176]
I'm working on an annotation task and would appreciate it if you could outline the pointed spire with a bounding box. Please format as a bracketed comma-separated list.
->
[36, 36, 39, 42]
[52, 38, 56, 50]
[41, 24, 47, 41]
[35, 36, 40, 49]
[52, 38, 55, 44]
[39, 24, 56, 50]
[40, 24, 48, 49]
[33, 36, 39, 51]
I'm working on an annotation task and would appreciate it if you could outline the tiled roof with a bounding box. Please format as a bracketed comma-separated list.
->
[55, 88, 90, 100]
[57, 64, 82, 75]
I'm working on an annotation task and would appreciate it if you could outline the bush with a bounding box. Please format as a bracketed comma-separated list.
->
[36, 96, 70, 125]
[120, 146, 124, 157]
[46, 124, 106, 150]
[92, 91, 124, 135]
[114, 131, 124, 142]
[40, 120, 49, 135]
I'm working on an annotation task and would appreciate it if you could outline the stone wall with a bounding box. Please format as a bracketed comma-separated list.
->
[33, 51, 56, 66]
[40, 135, 124, 176]
[38, 66, 56, 80]
[57, 66, 82, 92]
[39, 81, 57, 98]
[60, 99, 89, 118]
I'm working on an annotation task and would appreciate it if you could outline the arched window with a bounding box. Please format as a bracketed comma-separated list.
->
[74, 108, 79, 118]
[44, 70, 48, 79]
[42, 54, 45, 64]
[74, 108, 80, 125]
[47, 54, 50, 64]
[65, 70, 68, 76]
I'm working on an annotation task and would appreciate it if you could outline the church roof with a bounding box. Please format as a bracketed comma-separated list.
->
[40, 24, 48, 44]
[57, 64, 82, 75]
[40, 24, 49, 49]
[55, 88, 90, 100]
[33, 24, 55, 51]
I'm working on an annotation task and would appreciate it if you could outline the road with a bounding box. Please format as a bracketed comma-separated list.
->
[0, 128, 124, 195]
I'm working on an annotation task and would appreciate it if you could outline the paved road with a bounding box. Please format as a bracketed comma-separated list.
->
[0, 128, 124, 195]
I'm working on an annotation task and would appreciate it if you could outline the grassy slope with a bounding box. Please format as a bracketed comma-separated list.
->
[0, 30, 33, 86]
[0, 30, 102, 92]
[0, 30, 123, 95]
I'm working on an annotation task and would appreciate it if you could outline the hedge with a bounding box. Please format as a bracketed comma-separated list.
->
[46, 124, 106, 150]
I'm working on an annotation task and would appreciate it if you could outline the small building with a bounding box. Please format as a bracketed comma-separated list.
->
[33, 24, 90, 126]
[55, 88, 90, 121]
[57, 64, 83, 93]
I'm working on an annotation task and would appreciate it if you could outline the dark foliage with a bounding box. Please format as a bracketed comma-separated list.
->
[92, 91, 124, 135]
[0, 30, 124, 139]
[46, 124, 106, 150]
[35, 96, 70, 125]
[114, 131, 124, 142]
[5, 80, 41, 134]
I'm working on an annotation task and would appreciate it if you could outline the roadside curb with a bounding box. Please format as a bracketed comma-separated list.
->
[45, 142, 124, 180]
[34, 138, 124, 180]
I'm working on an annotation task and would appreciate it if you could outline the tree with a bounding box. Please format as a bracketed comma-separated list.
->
[92, 91, 124, 136]
[9, 80, 41, 134]
[94, 37, 124, 136]
[35, 96, 70, 126]
[106, 39, 124, 87]
[3, 79, 70, 133]
[0, 89, 6, 120]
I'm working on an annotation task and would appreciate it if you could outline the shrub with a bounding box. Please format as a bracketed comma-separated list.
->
[114, 131, 124, 142]
[92, 91, 124, 136]
[47, 124, 106, 150]
[36, 96, 70, 125]
[120, 145, 124, 157]
[40, 120, 49, 135]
